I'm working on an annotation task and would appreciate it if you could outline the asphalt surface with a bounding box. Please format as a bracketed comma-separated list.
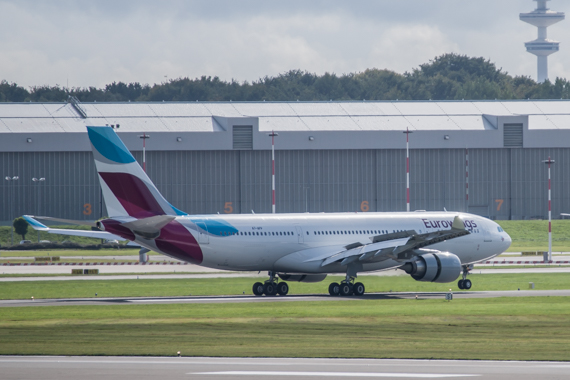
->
[1, 356, 569, 380]
[2, 289, 570, 308]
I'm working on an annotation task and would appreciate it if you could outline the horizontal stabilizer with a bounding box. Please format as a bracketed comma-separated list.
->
[27, 215, 97, 228]
[22, 215, 125, 241]
[120, 215, 176, 239]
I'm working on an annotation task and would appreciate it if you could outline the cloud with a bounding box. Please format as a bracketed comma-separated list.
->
[1, 0, 570, 88]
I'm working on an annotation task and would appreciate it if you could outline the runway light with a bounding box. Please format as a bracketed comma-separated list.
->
[177, 351, 181, 357]
[26, 138, 32, 143]
[31, 296, 34, 300]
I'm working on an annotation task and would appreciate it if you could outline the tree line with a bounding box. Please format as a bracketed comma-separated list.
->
[2, 54, 570, 102]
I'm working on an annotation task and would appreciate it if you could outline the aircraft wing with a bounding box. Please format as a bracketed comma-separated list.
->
[319, 215, 470, 267]
[23, 215, 127, 241]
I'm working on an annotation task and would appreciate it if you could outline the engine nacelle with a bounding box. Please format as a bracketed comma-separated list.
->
[278, 273, 327, 283]
[400, 252, 461, 283]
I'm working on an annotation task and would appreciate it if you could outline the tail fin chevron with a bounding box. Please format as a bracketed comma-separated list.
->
[87, 126, 186, 218]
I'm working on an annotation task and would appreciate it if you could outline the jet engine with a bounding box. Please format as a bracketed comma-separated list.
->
[400, 252, 461, 283]
[278, 273, 327, 283]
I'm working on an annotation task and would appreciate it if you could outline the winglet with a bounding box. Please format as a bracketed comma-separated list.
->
[452, 215, 465, 230]
[22, 215, 49, 231]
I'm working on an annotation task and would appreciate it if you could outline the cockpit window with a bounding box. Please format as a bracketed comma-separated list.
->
[497, 226, 504, 233]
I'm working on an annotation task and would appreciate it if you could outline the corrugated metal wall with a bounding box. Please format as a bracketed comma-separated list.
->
[1, 148, 568, 223]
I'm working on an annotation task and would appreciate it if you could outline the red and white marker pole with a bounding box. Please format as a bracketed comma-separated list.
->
[465, 148, 469, 206]
[139, 134, 150, 173]
[269, 131, 278, 213]
[403, 128, 413, 212]
[543, 157, 555, 262]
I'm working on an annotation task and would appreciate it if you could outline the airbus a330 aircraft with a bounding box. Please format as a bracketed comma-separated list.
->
[26, 126, 511, 296]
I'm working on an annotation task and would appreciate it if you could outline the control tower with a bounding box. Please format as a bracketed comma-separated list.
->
[520, 0, 565, 83]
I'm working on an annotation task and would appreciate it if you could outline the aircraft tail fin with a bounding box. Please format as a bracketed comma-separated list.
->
[87, 126, 187, 219]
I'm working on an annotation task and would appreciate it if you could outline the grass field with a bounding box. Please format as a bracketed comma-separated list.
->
[497, 220, 570, 251]
[0, 249, 139, 257]
[1, 272, 568, 300]
[0, 225, 106, 247]
[1, 297, 569, 360]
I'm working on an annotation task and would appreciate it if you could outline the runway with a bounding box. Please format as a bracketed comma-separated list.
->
[2, 289, 570, 308]
[1, 356, 569, 380]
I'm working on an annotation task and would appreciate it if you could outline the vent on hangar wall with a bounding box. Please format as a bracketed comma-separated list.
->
[503, 124, 523, 147]
[233, 125, 253, 150]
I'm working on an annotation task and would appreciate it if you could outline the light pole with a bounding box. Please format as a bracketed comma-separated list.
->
[543, 157, 555, 262]
[269, 131, 278, 213]
[5, 176, 19, 245]
[32, 177, 46, 242]
[403, 128, 413, 212]
[139, 134, 150, 173]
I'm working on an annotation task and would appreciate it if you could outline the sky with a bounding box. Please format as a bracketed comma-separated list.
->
[1, 0, 570, 89]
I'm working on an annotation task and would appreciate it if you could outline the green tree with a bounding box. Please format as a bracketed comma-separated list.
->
[13, 217, 29, 240]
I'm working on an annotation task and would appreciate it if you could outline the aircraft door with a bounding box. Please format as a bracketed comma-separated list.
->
[295, 225, 304, 244]
[195, 221, 209, 244]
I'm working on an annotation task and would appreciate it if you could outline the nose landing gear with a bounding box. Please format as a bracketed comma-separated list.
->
[252, 272, 289, 296]
[457, 265, 472, 290]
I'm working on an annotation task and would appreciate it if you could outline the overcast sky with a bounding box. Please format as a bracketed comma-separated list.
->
[1, 0, 570, 89]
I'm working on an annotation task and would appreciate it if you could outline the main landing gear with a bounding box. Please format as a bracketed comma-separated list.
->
[328, 275, 365, 297]
[252, 272, 289, 296]
[457, 265, 472, 290]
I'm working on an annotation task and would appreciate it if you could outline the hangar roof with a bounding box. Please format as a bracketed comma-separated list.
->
[1, 100, 570, 152]
[1, 100, 570, 134]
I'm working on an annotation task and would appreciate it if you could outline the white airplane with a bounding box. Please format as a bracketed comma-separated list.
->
[26, 126, 511, 296]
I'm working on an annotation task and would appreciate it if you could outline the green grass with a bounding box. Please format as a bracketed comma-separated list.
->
[0, 249, 139, 257]
[1, 297, 570, 360]
[497, 220, 570, 251]
[0, 225, 108, 247]
[1, 273, 568, 300]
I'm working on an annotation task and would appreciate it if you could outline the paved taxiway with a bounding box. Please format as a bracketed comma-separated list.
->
[1, 356, 569, 380]
[2, 289, 569, 308]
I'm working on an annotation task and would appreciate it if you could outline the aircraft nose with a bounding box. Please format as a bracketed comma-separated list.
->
[503, 232, 512, 250]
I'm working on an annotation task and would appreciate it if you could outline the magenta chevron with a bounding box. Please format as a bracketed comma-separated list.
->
[99, 172, 165, 218]
[155, 221, 203, 264]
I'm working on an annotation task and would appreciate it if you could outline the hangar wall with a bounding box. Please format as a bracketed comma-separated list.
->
[1, 147, 568, 223]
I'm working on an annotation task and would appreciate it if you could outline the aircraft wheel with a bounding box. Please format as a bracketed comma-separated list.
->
[353, 282, 365, 296]
[277, 282, 289, 296]
[457, 279, 464, 290]
[339, 283, 353, 296]
[328, 282, 340, 296]
[463, 279, 472, 290]
[264, 282, 278, 296]
[253, 282, 265, 296]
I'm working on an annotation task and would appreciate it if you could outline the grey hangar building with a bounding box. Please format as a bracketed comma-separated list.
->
[1, 100, 570, 226]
